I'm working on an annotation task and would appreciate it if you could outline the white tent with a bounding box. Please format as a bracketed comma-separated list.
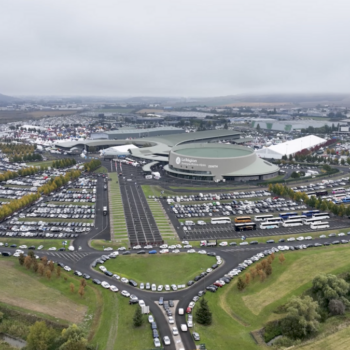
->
[256, 135, 326, 160]
[100, 144, 138, 156]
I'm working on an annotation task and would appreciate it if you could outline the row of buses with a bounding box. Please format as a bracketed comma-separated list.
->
[209, 210, 331, 231]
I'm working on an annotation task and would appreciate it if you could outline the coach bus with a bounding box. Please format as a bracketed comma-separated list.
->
[342, 198, 350, 203]
[266, 217, 283, 224]
[234, 216, 252, 224]
[303, 217, 324, 225]
[279, 212, 298, 220]
[312, 212, 330, 219]
[211, 217, 231, 224]
[310, 221, 330, 230]
[332, 188, 345, 194]
[234, 222, 257, 232]
[254, 214, 274, 222]
[315, 190, 328, 197]
[282, 219, 304, 227]
[302, 210, 320, 217]
[260, 222, 280, 230]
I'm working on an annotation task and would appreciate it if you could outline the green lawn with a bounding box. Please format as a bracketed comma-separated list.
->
[0, 238, 70, 250]
[90, 239, 129, 250]
[100, 253, 215, 285]
[195, 244, 350, 350]
[94, 166, 108, 174]
[27, 160, 53, 168]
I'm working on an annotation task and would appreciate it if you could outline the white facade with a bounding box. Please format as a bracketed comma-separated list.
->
[256, 135, 326, 159]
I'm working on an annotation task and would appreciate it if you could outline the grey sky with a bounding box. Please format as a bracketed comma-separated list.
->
[1, 0, 350, 97]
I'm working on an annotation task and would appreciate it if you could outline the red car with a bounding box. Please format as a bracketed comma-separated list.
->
[213, 282, 224, 288]
[186, 307, 192, 314]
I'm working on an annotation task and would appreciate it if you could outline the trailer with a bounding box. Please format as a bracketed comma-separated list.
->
[200, 240, 217, 247]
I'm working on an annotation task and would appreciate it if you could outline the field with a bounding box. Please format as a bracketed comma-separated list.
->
[0, 259, 90, 324]
[101, 253, 215, 285]
[94, 166, 108, 174]
[90, 239, 129, 250]
[135, 108, 164, 114]
[0, 238, 70, 250]
[194, 244, 350, 350]
[27, 160, 53, 168]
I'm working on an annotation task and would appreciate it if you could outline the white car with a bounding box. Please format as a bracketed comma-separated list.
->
[139, 300, 146, 307]
[172, 327, 179, 335]
[198, 250, 206, 254]
[287, 237, 295, 242]
[163, 336, 171, 346]
[118, 247, 126, 251]
[113, 274, 121, 280]
[172, 249, 180, 254]
[148, 315, 154, 323]
[239, 242, 248, 246]
[99, 266, 107, 272]
[160, 244, 168, 249]
[133, 245, 142, 250]
[158, 285, 163, 292]
[219, 242, 228, 246]
[48, 247, 56, 250]
[104, 247, 113, 251]
[320, 235, 326, 238]
[338, 232, 345, 236]
[151, 284, 157, 291]
[154, 338, 161, 348]
[101, 281, 110, 289]
[0, 243, 3, 246]
[184, 245, 192, 249]
[171, 284, 178, 291]
[64, 266, 71, 272]
[144, 245, 153, 249]
[121, 277, 129, 283]
[206, 268, 213, 273]
[168, 245, 176, 249]
[305, 236, 312, 240]
[187, 249, 195, 253]
[296, 236, 304, 241]
[165, 284, 170, 291]
[176, 244, 182, 248]
[189, 301, 195, 308]
[182, 241, 189, 245]
[13, 252, 20, 257]
[140, 283, 144, 289]
[121, 290, 130, 297]
[19, 245, 27, 249]
[110, 285, 118, 292]
[160, 249, 169, 254]
[168, 316, 174, 324]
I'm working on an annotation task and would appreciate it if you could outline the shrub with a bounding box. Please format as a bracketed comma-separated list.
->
[263, 321, 282, 342]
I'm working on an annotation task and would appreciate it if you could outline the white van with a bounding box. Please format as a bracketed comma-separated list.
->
[178, 308, 184, 315]
[185, 221, 195, 226]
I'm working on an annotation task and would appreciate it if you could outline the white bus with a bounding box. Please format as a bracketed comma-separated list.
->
[310, 221, 330, 230]
[312, 213, 330, 220]
[260, 222, 280, 230]
[332, 188, 345, 194]
[282, 219, 304, 227]
[254, 214, 274, 222]
[266, 217, 283, 224]
[211, 217, 231, 224]
[303, 217, 324, 225]
[283, 215, 307, 221]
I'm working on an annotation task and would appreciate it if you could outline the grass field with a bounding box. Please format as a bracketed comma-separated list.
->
[90, 239, 129, 250]
[94, 166, 108, 174]
[100, 253, 215, 285]
[0, 238, 70, 250]
[194, 244, 350, 350]
[27, 160, 53, 168]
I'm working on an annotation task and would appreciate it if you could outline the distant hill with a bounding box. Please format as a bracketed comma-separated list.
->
[0, 93, 19, 103]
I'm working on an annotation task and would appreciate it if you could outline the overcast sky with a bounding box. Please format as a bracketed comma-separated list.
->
[1, 0, 350, 97]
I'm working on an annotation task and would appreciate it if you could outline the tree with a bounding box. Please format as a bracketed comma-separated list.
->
[245, 273, 251, 286]
[312, 274, 350, 308]
[237, 277, 246, 291]
[291, 171, 300, 179]
[38, 263, 45, 276]
[195, 298, 212, 325]
[56, 324, 89, 350]
[256, 124, 261, 132]
[70, 283, 75, 293]
[56, 266, 61, 278]
[328, 299, 345, 315]
[279, 253, 286, 264]
[281, 296, 320, 339]
[24, 255, 32, 270]
[41, 256, 48, 267]
[80, 279, 87, 288]
[18, 253, 25, 266]
[49, 261, 55, 272]
[78, 286, 85, 298]
[46, 269, 51, 280]
[265, 264, 272, 276]
[133, 306, 143, 327]
[26, 321, 55, 350]
[32, 259, 39, 273]
[259, 269, 266, 282]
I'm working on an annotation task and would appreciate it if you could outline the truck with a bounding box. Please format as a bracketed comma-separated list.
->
[200, 240, 217, 247]
[103, 206, 108, 215]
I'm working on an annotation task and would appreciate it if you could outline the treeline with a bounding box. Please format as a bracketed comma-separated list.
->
[264, 273, 350, 347]
[52, 158, 76, 169]
[269, 183, 350, 217]
[17, 252, 93, 350]
[0, 192, 40, 221]
[11, 153, 42, 163]
[83, 159, 101, 172]
[39, 170, 81, 195]
[0, 167, 45, 183]
[0, 143, 36, 155]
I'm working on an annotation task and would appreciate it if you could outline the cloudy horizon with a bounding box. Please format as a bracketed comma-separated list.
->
[1, 0, 350, 97]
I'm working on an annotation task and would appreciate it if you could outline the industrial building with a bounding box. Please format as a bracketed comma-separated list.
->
[255, 135, 327, 160]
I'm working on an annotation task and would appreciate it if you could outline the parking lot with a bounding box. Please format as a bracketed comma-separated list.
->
[117, 162, 163, 246]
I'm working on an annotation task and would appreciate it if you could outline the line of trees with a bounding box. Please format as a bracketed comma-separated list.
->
[39, 170, 81, 195]
[268, 183, 350, 217]
[52, 158, 76, 169]
[83, 159, 101, 172]
[11, 153, 42, 163]
[0, 167, 45, 182]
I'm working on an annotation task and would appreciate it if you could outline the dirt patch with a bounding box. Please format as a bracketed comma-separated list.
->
[0, 260, 86, 323]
